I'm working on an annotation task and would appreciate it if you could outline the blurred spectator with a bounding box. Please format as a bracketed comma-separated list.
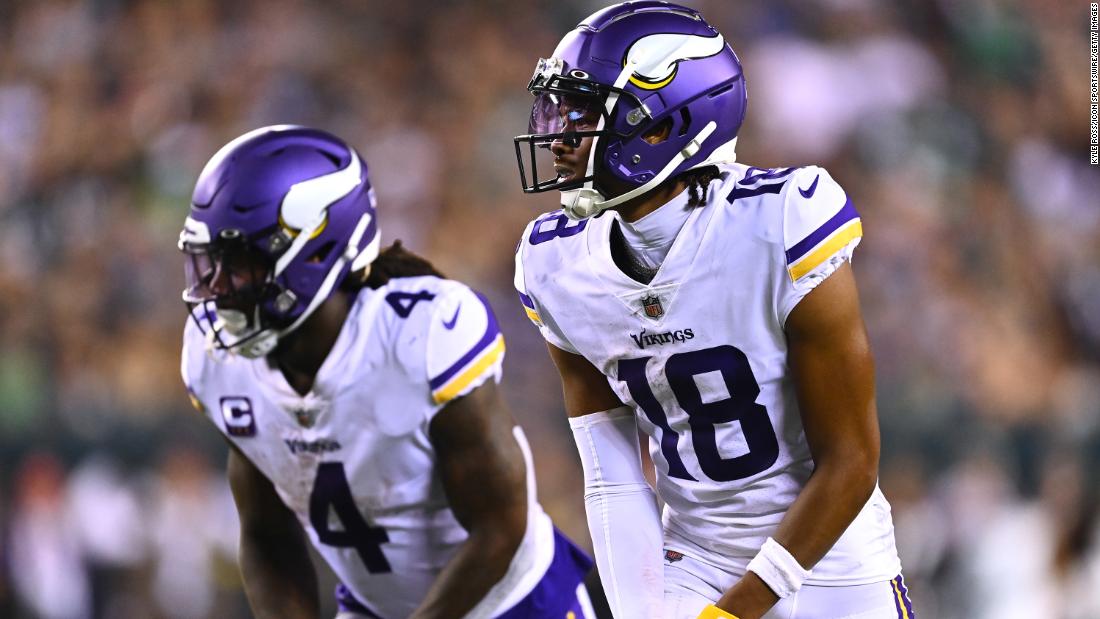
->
[8, 453, 91, 619]
[67, 456, 147, 617]
[145, 445, 238, 619]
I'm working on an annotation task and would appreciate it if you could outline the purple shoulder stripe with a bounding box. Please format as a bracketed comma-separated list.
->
[518, 291, 536, 310]
[785, 198, 859, 264]
[428, 291, 501, 391]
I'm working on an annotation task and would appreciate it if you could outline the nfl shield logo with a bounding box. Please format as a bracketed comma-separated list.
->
[294, 408, 317, 428]
[641, 294, 664, 318]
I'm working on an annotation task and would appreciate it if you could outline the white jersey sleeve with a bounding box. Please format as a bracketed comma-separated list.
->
[423, 284, 505, 412]
[514, 214, 582, 354]
[777, 166, 863, 323]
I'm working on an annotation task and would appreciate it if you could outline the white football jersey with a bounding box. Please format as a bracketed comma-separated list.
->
[181, 276, 556, 618]
[515, 163, 901, 585]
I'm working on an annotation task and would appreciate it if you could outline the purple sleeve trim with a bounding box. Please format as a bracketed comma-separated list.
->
[785, 198, 859, 264]
[428, 291, 501, 390]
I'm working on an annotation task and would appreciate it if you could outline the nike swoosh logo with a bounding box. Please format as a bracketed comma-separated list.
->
[799, 174, 820, 199]
[443, 304, 461, 330]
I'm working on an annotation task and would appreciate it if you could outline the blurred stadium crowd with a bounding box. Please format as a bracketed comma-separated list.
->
[0, 0, 1097, 617]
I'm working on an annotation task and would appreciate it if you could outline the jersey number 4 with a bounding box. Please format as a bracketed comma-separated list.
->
[310, 462, 392, 573]
[619, 345, 780, 482]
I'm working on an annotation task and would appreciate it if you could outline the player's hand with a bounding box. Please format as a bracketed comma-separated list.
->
[708, 571, 779, 619]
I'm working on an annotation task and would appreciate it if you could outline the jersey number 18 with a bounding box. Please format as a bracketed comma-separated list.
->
[619, 345, 780, 482]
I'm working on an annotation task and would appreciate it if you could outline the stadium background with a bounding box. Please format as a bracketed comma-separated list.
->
[0, 0, 1097, 617]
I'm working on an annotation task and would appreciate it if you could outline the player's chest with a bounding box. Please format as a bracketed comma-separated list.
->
[203, 368, 432, 498]
[561, 257, 775, 365]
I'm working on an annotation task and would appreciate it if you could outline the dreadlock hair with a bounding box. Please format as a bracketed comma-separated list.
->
[344, 240, 445, 290]
[678, 165, 721, 207]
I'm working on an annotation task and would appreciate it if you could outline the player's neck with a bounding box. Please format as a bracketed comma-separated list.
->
[611, 178, 688, 223]
[270, 292, 353, 396]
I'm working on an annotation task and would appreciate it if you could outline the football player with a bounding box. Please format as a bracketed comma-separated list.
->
[513, 3, 915, 619]
[178, 125, 595, 619]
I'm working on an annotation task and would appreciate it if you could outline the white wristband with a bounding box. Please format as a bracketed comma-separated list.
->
[745, 537, 811, 599]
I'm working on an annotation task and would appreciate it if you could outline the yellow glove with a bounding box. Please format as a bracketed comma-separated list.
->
[697, 604, 740, 619]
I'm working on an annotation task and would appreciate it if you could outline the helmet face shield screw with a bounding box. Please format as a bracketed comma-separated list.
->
[627, 108, 646, 125]
[268, 231, 290, 253]
[632, 154, 642, 164]
[275, 290, 297, 313]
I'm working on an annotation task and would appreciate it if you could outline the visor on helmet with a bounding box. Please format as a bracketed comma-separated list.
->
[181, 236, 280, 353]
[182, 239, 272, 307]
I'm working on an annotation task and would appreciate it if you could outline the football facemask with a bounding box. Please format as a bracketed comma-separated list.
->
[181, 234, 282, 356]
[515, 59, 649, 194]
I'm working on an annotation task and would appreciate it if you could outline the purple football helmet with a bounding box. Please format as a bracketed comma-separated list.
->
[179, 125, 380, 358]
[514, 1, 748, 219]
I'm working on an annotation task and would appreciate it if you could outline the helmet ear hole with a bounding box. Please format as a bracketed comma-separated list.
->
[642, 117, 674, 145]
[307, 241, 337, 264]
[678, 107, 692, 137]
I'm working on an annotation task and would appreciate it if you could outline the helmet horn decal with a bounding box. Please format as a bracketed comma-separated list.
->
[279, 149, 362, 231]
[625, 32, 725, 90]
[275, 150, 362, 276]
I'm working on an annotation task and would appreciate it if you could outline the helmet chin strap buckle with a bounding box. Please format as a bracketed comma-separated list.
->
[561, 187, 605, 220]
[681, 137, 703, 159]
[237, 330, 278, 359]
[559, 120, 719, 221]
[212, 307, 280, 359]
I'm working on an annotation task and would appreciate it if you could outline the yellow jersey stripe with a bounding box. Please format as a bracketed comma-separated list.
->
[696, 605, 740, 619]
[431, 335, 505, 404]
[787, 220, 862, 281]
[524, 305, 543, 326]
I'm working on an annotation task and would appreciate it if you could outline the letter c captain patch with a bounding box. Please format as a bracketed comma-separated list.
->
[220, 396, 256, 437]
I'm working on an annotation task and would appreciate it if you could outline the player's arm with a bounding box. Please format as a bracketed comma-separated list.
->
[547, 342, 665, 619]
[713, 262, 880, 618]
[410, 381, 528, 619]
[226, 444, 320, 619]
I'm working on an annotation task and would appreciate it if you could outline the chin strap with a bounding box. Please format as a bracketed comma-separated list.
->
[560, 52, 723, 220]
[561, 120, 717, 219]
